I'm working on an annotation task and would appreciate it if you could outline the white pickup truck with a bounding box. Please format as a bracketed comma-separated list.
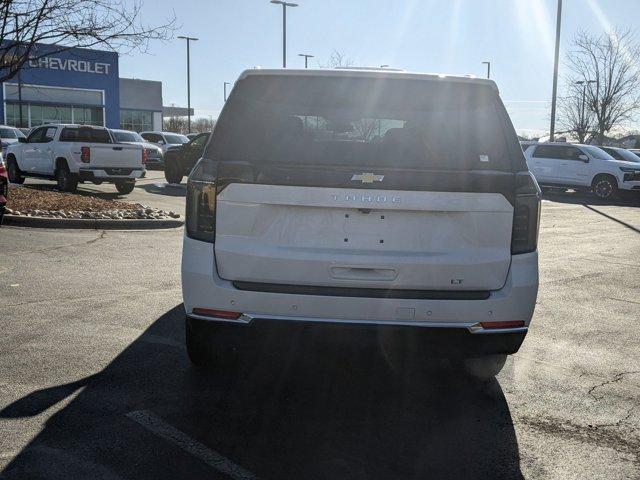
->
[5, 124, 147, 194]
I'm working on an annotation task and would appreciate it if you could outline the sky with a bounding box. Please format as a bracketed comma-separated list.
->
[118, 0, 640, 135]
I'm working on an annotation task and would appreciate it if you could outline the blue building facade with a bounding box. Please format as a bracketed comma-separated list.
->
[1, 43, 120, 128]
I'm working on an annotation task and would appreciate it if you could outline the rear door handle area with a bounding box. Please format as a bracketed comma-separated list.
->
[329, 265, 398, 281]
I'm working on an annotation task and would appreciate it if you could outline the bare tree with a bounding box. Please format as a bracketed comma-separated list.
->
[352, 118, 378, 141]
[191, 117, 215, 134]
[321, 49, 354, 68]
[558, 88, 596, 143]
[163, 116, 187, 134]
[565, 28, 640, 144]
[0, 0, 175, 84]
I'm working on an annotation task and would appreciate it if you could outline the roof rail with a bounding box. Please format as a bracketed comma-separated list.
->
[334, 66, 405, 72]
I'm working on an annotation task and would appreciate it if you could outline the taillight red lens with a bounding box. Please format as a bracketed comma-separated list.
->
[511, 171, 541, 254]
[142, 148, 149, 165]
[80, 146, 90, 163]
[480, 321, 525, 329]
[192, 308, 242, 319]
[186, 159, 217, 243]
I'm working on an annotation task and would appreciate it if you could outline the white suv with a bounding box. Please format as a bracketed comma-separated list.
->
[139, 131, 189, 154]
[181, 69, 541, 379]
[524, 143, 640, 199]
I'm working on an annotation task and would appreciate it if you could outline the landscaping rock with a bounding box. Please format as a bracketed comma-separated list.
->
[5, 185, 179, 220]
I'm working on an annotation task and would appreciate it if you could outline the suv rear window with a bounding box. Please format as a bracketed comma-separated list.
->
[59, 127, 112, 143]
[206, 75, 521, 171]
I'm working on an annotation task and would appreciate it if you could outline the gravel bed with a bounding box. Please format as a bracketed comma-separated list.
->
[5, 186, 180, 220]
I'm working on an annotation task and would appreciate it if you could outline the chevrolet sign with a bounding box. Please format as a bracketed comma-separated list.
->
[351, 172, 384, 183]
[28, 56, 111, 75]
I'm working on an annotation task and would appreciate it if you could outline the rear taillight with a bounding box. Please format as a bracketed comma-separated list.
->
[511, 171, 541, 255]
[192, 308, 242, 319]
[480, 320, 525, 329]
[142, 148, 149, 165]
[186, 159, 217, 243]
[80, 146, 90, 163]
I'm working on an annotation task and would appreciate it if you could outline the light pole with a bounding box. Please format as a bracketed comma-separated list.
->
[482, 61, 491, 79]
[14, 14, 24, 128]
[549, 0, 563, 142]
[270, 0, 298, 68]
[177, 35, 199, 133]
[298, 53, 314, 68]
[223, 82, 231, 101]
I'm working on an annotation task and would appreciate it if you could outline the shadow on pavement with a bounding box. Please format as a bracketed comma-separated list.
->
[582, 205, 640, 234]
[137, 182, 187, 197]
[542, 189, 640, 207]
[0, 305, 523, 480]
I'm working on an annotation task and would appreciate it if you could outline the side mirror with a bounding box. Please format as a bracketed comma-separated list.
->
[157, 140, 166, 145]
[18, 137, 27, 143]
[578, 154, 589, 162]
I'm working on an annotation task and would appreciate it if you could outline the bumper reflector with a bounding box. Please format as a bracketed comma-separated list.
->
[192, 308, 242, 320]
[480, 321, 525, 330]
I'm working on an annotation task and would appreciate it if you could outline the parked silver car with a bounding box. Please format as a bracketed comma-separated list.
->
[110, 129, 164, 169]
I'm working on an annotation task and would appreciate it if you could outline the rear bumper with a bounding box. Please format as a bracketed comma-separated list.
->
[78, 168, 145, 181]
[182, 236, 539, 355]
[187, 315, 527, 357]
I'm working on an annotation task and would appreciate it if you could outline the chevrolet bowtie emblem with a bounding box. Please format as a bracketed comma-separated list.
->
[351, 172, 384, 183]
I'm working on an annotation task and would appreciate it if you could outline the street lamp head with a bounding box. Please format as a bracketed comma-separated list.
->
[270, 0, 298, 5]
[177, 35, 199, 41]
[298, 53, 314, 58]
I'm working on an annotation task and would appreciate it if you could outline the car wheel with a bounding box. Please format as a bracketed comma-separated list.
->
[7, 157, 25, 184]
[164, 162, 183, 184]
[55, 162, 78, 192]
[114, 179, 135, 195]
[592, 175, 618, 199]
[450, 354, 507, 381]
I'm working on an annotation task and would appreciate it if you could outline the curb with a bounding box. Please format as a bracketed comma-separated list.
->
[2, 214, 184, 230]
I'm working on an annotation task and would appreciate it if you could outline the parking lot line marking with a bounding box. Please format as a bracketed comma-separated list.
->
[126, 410, 259, 480]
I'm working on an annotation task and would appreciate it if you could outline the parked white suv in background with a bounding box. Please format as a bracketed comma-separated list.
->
[524, 143, 640, 199]
[5, 124, 146, 194]
[0, 125, 26, 157]
[181, 69, 541, 379]
[140, 131, 189, 154]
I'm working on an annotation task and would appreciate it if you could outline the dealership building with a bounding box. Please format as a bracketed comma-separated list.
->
[1, 43, 188, 132]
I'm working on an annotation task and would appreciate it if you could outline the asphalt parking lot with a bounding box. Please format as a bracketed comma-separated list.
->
[0, 175, 639, 479]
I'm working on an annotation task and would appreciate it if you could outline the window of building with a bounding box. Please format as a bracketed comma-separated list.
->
[120, 109, 153, 132]
[73, 106, 104, 126]
[4, 102, 103, 127]
[5, 103, 28, 128]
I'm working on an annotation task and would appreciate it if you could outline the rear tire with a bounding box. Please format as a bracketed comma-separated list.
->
[164, 162, 183, 184]
[114, 179, 135, 194]
[55, 162, 78, 192]
[6, 156, 25, 184]
[451, 354, 507, 381]
[592, 174, 618, 199]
